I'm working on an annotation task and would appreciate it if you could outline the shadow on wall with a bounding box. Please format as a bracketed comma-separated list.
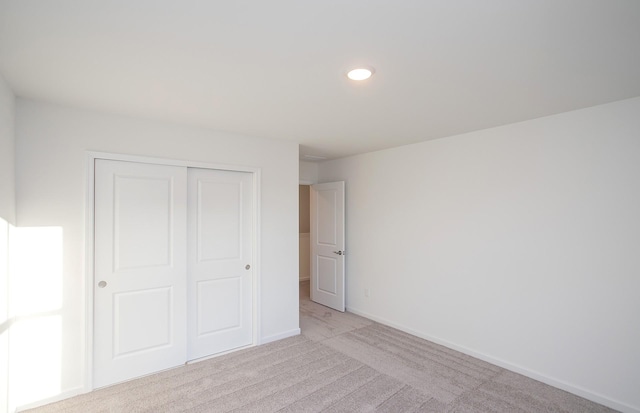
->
[1, 219, 64, 412]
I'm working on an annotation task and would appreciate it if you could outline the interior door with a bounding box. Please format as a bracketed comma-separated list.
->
[187, 168, 253, 360]
[94, 159, 187, 388]
[310, 181, 345, 311]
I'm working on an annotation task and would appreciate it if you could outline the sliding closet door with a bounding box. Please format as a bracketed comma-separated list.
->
[187, 168, 253, 360]
[94, 159, 187, 388]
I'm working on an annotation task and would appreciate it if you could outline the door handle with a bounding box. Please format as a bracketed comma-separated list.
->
[333, 250, 345, 256]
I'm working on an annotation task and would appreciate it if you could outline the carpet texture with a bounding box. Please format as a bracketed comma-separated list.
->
[26, 281, 616, 412]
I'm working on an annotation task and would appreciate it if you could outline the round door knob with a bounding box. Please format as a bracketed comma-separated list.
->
[245, 264, 251, 270]
[98, 281, 107, 288]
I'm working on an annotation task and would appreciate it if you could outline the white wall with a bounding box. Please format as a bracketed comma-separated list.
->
[0, 73, 15, 413]
[318, 97, 640, 413]
[0, 74, 15, 224]
[299, 161, 318, 184]
[13, 99, 300, 408]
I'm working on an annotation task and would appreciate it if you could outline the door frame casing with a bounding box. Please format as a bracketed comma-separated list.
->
[84, 151, 261, 392]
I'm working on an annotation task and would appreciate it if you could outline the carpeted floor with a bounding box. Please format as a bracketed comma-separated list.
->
[26, 281, 616, 412]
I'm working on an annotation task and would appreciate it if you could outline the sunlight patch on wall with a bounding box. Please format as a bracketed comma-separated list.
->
[7, 225, 64, 410]
[9, 227, 63, 315]
[9, 316, 62, 408]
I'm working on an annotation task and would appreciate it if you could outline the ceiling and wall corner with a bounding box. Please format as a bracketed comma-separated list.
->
[1, 1, 639, 160]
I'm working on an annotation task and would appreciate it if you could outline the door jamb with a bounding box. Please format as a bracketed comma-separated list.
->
[84, 151, 261, 392]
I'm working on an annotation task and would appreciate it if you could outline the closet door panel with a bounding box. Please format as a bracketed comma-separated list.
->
[94, 159, 187, 388]
[187, 168, 253, 360]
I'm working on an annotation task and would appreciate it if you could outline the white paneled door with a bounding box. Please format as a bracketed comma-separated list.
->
[94, 160, 188, 388]
[310, 181, 345, 312]
[187, 168, 253, 360]
[94, 159, 254, 388]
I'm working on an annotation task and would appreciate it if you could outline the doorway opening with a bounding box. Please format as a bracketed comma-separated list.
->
[299, 181, 346, 312]
[299, 185, 311, 298]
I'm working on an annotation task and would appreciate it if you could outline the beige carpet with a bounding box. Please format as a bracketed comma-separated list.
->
[26, 281, 616, 412]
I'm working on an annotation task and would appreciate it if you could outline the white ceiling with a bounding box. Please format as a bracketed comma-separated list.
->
[1, 1, 639, 160]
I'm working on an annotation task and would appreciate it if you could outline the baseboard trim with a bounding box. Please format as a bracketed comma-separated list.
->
[260, 328, 301, 345]
[346, 306, 639, 413]
[15, 386, 85, 412]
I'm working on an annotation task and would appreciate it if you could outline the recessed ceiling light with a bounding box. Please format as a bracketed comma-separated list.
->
[347, 67, 374, 81]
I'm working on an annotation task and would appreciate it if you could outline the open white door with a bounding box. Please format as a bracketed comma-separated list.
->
[94, 159, 187, 388]
[310, 181, 345, 312]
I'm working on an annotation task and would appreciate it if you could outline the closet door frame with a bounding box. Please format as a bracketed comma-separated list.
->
[83, 151, 261, 392]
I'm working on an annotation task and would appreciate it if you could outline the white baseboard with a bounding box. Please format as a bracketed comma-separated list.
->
[15, 386, 85, 412]
[260, 328, 301, 345]
[346, 306, 639, 413]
